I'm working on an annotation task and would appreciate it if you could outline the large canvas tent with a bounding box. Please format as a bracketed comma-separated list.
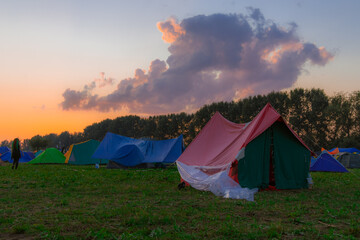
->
[64, 139, 108, 165]
[28, 148, 65, 164]
[92, 132, 183, 167]
[177, 103, 312, 200]
[310, 151, 348, 172]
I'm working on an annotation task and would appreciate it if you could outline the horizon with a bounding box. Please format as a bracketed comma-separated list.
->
[0, 87, 355, 143]
[1, 1, 359, 141]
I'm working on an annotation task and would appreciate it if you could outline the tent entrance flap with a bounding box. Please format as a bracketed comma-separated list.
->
[269, 140, 275, 187]
[238, 128, 271, 189]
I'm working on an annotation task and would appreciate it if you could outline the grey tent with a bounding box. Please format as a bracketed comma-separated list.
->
[335, 153, 360, 168]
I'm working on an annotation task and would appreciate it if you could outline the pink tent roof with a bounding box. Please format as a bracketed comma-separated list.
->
[177, 103, 312, 167]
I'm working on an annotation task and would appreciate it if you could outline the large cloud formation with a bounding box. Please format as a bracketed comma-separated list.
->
[61, 9, 333, 114]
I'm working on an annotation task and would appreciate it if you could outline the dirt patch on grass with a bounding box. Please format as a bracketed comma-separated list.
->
[0, 160, 8, 166]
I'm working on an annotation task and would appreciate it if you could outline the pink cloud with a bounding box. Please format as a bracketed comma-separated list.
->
[157, 17, 185, 43]
[61, 9, 333, 114]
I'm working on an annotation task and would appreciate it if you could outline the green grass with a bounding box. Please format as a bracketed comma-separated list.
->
[0, 164, 359, 239]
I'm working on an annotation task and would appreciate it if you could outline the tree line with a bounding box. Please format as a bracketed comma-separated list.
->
[2, 88, 360, 152]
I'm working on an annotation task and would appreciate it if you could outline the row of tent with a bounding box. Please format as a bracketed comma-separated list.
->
[0, 134, 184, 167]
[310, 147, 360, 172]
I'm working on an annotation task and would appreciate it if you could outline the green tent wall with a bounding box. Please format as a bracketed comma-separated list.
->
[65, 139, 107, 165]
[238, 121, 310, 189]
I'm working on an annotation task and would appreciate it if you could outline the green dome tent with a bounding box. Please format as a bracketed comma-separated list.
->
[28, 148, 65, 164]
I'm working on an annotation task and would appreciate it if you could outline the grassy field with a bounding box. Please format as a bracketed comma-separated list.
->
[0, 164, 359, 240]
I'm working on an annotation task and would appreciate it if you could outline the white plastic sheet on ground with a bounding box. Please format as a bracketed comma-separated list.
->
[176, 161, 258, 201]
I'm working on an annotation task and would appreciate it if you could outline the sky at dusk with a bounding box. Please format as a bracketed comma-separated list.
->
[1, 0, 359, 141]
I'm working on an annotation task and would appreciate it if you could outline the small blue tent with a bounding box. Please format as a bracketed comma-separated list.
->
[0, 151, 35, 163]
[0, 146, 10, 155]
[92, 132, 183, 167]
[310, 151, 348, 172]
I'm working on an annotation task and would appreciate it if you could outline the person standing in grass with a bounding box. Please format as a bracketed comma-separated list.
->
[11, 138, 21, 170]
